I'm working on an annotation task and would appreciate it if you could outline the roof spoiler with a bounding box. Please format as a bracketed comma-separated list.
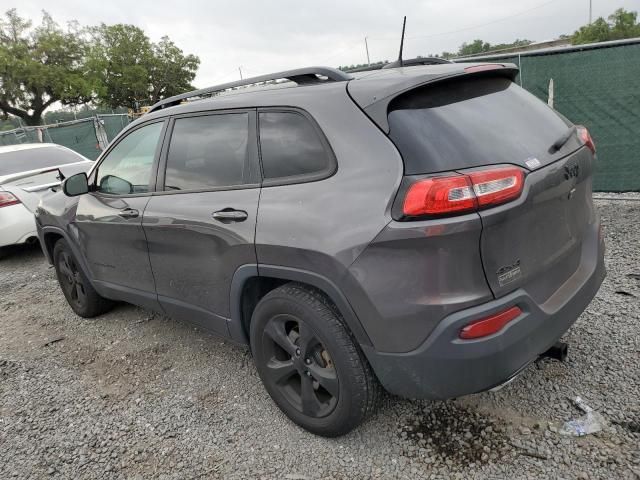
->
[354, 63, 519, 133]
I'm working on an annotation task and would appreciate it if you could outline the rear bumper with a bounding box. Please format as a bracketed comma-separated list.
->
[363, 221, 606, 400]
[0, 203, 37, 248]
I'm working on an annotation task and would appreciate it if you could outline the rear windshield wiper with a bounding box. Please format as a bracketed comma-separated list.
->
[550, 126, 577, 153]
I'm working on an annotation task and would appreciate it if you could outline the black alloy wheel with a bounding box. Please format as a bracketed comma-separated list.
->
[261, 313, 339, 418]
[57, 249, 87, 310]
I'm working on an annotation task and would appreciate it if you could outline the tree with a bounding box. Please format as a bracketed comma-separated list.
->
[572, 17, 612, 44]
[609, 8, 640, 40]
[572, 8, 640, 44]
[148, 37, 199, 104]
[89, 25, 200, 110]
[0, 10, 94, 126]
[455, 38, 532, 57]
[491, 39, 532, 51]
[458, 39, 491, 56]
[88, 24, 154, 110]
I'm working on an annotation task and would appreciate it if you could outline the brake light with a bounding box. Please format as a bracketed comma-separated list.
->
[576, 125, 596, 154]
[0, 192, 20, 208]
[459, 306, 522, 340]
[468, 167, 524, 207]
[403, 175, 476, 216]
[402, 166, 524, 217]
[464, 64, 505, 73]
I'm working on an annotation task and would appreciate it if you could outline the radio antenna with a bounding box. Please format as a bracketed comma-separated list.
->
[384, 16, 407, 69]
[397, 16, 406, 67]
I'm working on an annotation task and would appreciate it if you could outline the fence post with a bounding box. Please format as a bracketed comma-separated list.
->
[94, 116, 109, 151]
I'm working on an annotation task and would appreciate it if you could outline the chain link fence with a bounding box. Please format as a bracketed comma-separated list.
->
[456, 38, 640, 192]
[0, 114, 130, 160]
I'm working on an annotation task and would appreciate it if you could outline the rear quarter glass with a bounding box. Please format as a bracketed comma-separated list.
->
[387, 76, 574, 174]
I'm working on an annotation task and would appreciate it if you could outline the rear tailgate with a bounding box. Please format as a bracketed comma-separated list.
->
[478, 147, 596, 302]
[382, 72, 598, 303]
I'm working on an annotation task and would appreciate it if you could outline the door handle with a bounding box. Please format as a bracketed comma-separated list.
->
[212, 209, 248, 222]
[118, 208, 139, 219]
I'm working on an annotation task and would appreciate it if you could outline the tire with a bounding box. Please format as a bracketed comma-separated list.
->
[53, 239, 114, 318]
[250, 282, 382, 437]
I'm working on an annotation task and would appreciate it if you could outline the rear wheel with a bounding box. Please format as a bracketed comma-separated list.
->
[250, 283, 381, 437]
[53, 239, 113, 318]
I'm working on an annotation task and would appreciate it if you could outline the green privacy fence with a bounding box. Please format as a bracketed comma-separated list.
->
[456, 38, 640, 192]
[0, 114, 130, 161]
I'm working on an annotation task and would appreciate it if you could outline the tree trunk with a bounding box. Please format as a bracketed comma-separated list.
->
[23, 112, 43, 126]
[0, 103, 43, 127]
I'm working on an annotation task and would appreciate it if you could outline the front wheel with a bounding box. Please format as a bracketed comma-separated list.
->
[250, 283, 381, 437]
[53, 239, 113, 318]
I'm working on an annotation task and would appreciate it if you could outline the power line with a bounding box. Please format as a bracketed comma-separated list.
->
[408, 0, 568, 39]
[367, 0, 569, 42]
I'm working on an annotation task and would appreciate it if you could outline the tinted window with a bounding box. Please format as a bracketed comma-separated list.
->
[164, 114, 250, 191]
[96, 122, 163, 194]
[0, 146, 86, 176]
[388, 76, 571, 174]
[259, 112, 331, 179]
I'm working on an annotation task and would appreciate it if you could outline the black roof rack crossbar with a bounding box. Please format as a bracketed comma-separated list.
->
[148, 66, 352, 113]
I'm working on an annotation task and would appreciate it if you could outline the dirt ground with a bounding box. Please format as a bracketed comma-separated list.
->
[0, 198, 638, 479]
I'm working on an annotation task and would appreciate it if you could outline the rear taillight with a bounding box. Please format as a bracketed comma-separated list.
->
[459, 306, 522, 340]
[0, 192, 20, 208]
[403, 175, 476, 216]
[402, 166, 524, 217]
[576, 125, 596, 154]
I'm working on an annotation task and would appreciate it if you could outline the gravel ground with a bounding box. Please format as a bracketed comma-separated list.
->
[0, 198, 638, 480]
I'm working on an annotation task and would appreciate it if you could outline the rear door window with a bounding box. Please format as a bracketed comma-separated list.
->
[164, 113, 252, 191]
[258, 111, 334, 182]
[388, 76, 572, 174]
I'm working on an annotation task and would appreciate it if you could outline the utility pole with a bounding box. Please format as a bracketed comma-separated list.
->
[364, 37, 371, 66]
[239, 66, 243, 80]
[589, 0, 592, 23]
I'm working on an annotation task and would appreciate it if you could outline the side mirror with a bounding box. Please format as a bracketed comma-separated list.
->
[99, 175, 133, 195]
[62, 172, 89, 197]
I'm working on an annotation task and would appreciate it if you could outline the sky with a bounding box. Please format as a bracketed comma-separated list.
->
[8, 0, 640, 88]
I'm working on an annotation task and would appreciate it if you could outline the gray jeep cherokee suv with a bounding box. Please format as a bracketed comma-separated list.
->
[36, 63, 605, 437]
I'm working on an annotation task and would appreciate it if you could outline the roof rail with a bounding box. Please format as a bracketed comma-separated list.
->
[148, 66, 352, 113]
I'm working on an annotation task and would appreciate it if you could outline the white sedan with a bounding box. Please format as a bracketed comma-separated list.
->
[0, 144, 93, 253]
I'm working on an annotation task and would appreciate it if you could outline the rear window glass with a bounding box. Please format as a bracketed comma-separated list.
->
[0, 146, 85, 176]
[259, 111, 333, 180]
[165, 113, 250, 191]
[388, 76, 570, 174]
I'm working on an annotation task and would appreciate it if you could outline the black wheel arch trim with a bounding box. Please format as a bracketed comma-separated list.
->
[40, 226, 94, 287]
[229, 264, 373, 348]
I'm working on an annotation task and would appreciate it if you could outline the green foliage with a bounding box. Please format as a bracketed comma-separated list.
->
[457, 38, 532, 56]
[88, 24, 153, 110]
[149, 37, 200, 104]
[88, 25, 200, 109]
[0, 9, 94, 125]
[572, 8, 640, 45]
[458, 39, 491, 56]
[0, 10, 200, 124]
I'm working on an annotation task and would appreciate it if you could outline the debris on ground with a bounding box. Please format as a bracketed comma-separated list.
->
[556, 396, 607, 437]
